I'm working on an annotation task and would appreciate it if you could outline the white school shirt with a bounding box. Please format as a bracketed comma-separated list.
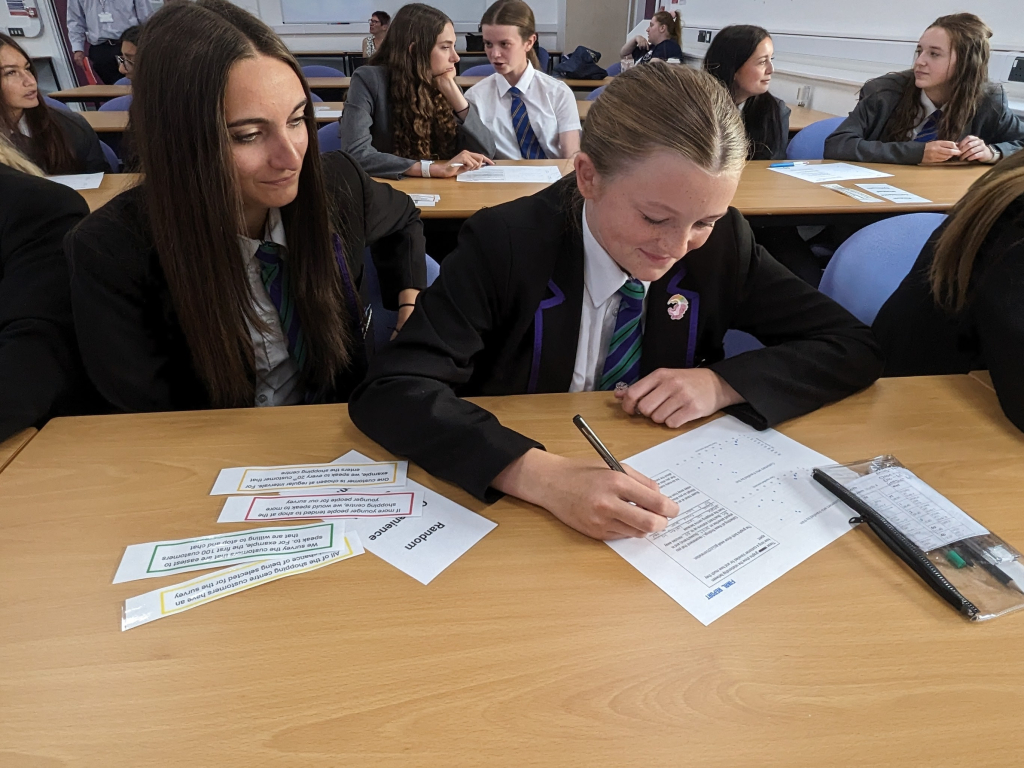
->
[464, 64, 581, 160]
[237, 208, 304, 407]
[569, 203, 651, 392]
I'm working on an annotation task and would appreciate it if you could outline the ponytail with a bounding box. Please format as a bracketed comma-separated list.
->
[653, 10, 682, 46]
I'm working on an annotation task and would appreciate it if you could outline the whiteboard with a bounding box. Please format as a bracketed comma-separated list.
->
[280, 0, 555, 26]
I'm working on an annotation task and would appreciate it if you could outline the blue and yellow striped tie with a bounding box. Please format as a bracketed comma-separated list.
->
[915, 109, 942, 143]
[254, 241, 307, 370]
[599, 279, 645, 391]
[509, 86, 546, 160]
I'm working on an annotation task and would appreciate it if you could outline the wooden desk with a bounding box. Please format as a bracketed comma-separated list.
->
[81, 104, 345, 133]
[79, 173, 139, 211]
[789, 105, 837, 133]
[970, 370, 995, 390]
[381, 159, 574, 219]
[306, 76, 351, 91]
[0, 427, 35, 474]
[2, 376, 1023, 765]
[47, 84, 130, 103]
[306, 76, 612, 94]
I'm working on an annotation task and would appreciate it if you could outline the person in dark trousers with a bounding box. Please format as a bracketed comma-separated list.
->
[66, 0, 426, 414]
[0, 139, 90, 441]
[350, 63, 883, 542]
[873, 150, 1024, 432]
[67, 0, 152, 84]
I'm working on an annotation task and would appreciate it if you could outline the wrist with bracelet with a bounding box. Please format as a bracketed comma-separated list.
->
[420, 159, 432, 178]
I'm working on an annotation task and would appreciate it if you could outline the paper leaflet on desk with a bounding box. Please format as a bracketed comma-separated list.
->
[456, 166, 563, 183]
[121, 533, 364, 630]
[47, 172, 104, 190]
[210, 459, 408, 494]
[768, 163, 893, 183]
[607, 416, 851, 625]
[217, 489, 423, 523]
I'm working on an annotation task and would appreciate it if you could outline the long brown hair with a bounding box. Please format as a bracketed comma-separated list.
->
[0, 34, 79, 174]
[652, 10, 683, 46]
[132, 0, 354, 408]
[370, 3, 458, 160]
[931, 150, 1024, 311]
[882, 13, 992, 143]
[481, 0, 540, 70]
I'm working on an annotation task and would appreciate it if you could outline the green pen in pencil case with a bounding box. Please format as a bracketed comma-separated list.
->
[811, 455, 1024, 622]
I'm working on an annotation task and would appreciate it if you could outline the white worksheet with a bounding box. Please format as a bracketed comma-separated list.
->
[855, 183, 932, 204]
[456, 165, 563, 183]
[822, 183, 884, 203]
[217, 489, 422, 523]
[608, 417, 852, 625]
[47, 172, 104, 190]
[313, 106, 343, 118]
[333, 451, 497, 584]
[113, 522, 344, 583]
[409, 193, 440, 207]
[769, 162, 893, 183]
[210, 460, 407, 494]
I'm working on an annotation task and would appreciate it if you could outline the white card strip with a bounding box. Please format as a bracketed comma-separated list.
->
[217, 490, 422, 523]
[113, 522, 344, 583]
[456, 166, 563, 183]
[210, 460, 408, 494]
[334, 451, 497, 584]
[855, 183, 932, 204]
[121, 535, 364, 631]
[47, 172, 104, 190]
[768, 162, 893, 183]
[821, 183, 884, 203]
[409, 193, 440, 207]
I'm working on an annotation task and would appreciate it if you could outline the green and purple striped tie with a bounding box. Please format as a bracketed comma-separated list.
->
[254, 241, 307, 370]
[599, 278, 645, 391]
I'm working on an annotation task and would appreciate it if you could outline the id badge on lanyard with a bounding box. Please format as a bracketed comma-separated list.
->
[98, 11, 114, 22]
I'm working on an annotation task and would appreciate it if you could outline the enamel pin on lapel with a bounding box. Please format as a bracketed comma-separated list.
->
[667, 294, 689, 320]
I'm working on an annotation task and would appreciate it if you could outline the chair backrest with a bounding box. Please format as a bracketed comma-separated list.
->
[310, 92, 323, 103]
[785, 116, 845, 160]
[43, 95, 70, 111]
[462, 63, 496, 77]
[819, 213, 946, 325]
[585, 84, 606, 101]
[98, 140, 120, 173]
[536, 46, 550, 72]
[722, 329, 764, 358]
[98, 94, 133, 112]
[605, 61, 622, 77]
[115, 76, 131, 85]
[364, 250, 441, 350]
[317, 121, 341, 153]
[301, 65, 345, 78]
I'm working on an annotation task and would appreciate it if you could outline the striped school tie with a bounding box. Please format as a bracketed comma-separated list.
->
[508, 86, 546, 160]
[254, 241, 307, 369]
[915, 109, 942, 143]
[599, 279, 645, 391]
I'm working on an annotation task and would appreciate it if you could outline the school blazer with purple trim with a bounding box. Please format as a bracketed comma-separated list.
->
[349, 175, 883, 502]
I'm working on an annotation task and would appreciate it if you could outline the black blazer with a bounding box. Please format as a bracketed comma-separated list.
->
[65, 151, 427, 414]
[21, 108, 109, 174]
[0, 165, 89, 441]
[873, 199, 1024, 431]
[824, 70, 1024, 164]
[350, 176, 883, 501]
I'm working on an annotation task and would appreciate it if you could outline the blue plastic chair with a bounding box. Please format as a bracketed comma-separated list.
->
[536, 46, 550, 72]
[98, 140, 120, 173]
[606, 61, 622, 77]
[99, 94, 133, 111]
[722, 330, 764, 358]
[302, 65, 345, 78]
[819, 213, 946, 325]
[786, 116, 845, 160]
[586, 85, 607, 101]
[115, 76, 131, 85]
[462, 63, 495, 77]
[317, 122, 341, 153]
[310, 92, 323, 103]
[43, 95, 70, 111]
[364, 251, 441, 350]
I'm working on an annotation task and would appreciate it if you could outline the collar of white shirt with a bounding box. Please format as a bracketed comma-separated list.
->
[495, 61, 537, 99]
[581, 201, 651, 306]
[238, 207, 287, 258]
[919, 91, 939, 117]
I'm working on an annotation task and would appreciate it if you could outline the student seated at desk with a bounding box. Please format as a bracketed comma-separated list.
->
[0, 33, 107, 174]
[620, 11, 683, 66]
[465, 0, 580, 160]
[0, 136, 90, 441]
[350, 63, 883, 541]
[117, 25, 140, 83]
[703, 25, 789, 161]
[339, 3, 496, 180]
[66, 0, 427, 413]
[825, 13, 1024, 165]
[873, 151, 1024, 432]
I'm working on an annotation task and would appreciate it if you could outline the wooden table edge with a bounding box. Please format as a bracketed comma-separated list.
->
[0, 427, 37, 474]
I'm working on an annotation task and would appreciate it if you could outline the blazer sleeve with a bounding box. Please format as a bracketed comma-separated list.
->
[708, 215, 884, 428]
[774, 100, 791, 160]
[983, 87, 1024, 159]
[823, 88, 926, 165]
[456, 103, 497, 158]
[326, 151, 428, 306]
[338, 70, 418, 180]
[0, 181, 88, 440]
[349, 214, 543, 502]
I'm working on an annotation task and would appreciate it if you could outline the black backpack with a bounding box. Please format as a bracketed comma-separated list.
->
[553, 45, 607, 80]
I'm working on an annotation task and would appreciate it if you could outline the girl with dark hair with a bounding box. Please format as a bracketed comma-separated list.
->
[873, 150, 1024, 431]
[826, 13, 1024, 164]
[703, 25, 789, 160]
[66, 0, 427, 413]
[362, 11, 390, 58]
[0, 33, 107, 174]
[620, 10, 683, 65]
[466, 0, 580, 160]
[339, 3, 496, 179]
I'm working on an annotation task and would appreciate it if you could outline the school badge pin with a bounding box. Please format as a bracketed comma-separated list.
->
[667, 293, 688, 320]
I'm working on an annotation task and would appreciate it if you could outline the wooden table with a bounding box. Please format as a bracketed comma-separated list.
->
[306, 76, 613, 95]
[970, 370, 995, 390]
[2, 376, 1023, 765]
[47, 84, 130, 103]
[0, 427, 35, 474]
[789, 105, 837, 133]
[79, 173, 138, 211]
[81, 104, 346, 133]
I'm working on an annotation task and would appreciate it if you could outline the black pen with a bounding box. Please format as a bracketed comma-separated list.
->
[573, 415, 627, 474]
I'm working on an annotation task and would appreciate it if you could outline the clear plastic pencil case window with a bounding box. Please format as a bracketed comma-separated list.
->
[813, 455, 1024, 622]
